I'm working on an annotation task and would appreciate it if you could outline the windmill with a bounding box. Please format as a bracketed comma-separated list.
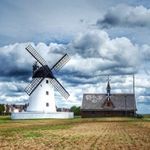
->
[25, 44, 70, 113]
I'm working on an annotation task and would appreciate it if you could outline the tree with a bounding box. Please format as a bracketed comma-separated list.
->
[70, 106, 80, 116]
[0, 104, 5, 115]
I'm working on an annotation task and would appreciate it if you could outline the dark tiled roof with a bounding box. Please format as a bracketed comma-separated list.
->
[81, 93, 136, 111]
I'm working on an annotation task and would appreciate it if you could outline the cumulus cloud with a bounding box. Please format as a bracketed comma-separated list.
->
[0, 80, 28, 104]
[97, 4, 150, 28]
[68, 30, 140, 75]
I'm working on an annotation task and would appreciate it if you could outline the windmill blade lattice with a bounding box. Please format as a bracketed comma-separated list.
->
[25, 78, 44, 95]
[50, 77, 70, 99]
[51, 54, 70, 72]
[26, 44, 47, 66]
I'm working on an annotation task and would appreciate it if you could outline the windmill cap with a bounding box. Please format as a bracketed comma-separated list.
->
[32, 65, 54, 78]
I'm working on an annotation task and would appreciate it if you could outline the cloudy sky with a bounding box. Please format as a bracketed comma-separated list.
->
[0, 0, 150, 114]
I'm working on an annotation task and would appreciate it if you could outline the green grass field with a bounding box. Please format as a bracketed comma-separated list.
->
[0, 116, 150, 150]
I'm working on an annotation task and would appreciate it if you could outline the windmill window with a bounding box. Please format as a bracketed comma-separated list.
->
[46, 91, 49, 95]
[46, 103, 49, 107]
[46, 80, 49, 84]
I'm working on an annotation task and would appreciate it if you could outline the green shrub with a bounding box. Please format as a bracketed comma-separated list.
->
[136, 114, 144, 119]
[70, 106, 80, 116]
[0, 104, 5, 115]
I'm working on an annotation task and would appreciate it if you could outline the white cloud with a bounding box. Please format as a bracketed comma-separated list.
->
[68, 30, 140, 74]
[97, 4, 150, 28]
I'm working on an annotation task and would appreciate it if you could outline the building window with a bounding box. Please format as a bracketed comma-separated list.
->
[46, 103, 49, 107]
[46, 91, 49, 95]
[46, 80, 49, 84]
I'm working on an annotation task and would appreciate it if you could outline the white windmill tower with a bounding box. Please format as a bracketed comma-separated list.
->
[11, 44, 74, 119]
[26, 61, 57, 113]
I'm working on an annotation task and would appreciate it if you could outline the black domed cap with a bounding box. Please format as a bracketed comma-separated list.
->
[32, 65, 54, 78]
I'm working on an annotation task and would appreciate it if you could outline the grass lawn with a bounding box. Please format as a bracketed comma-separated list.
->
[0, 116, 150, 150]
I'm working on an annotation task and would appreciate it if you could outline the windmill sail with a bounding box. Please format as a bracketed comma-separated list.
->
[25, 78, 43, 95]
[50, 77, 70, 99]
[26, 44, 47, 66]
[51, 54, 70, 72]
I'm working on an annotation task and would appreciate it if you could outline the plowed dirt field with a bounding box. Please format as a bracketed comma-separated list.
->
[0, 117, 150, 150]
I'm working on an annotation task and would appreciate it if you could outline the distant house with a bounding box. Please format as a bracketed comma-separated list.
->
[81, 80, 136, 117]
[4, 104, 28, 113]
[57, 107, 70, 112]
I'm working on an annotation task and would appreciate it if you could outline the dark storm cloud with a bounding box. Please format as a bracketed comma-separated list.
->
[96, 4, 150, 28]
[0, 48, 31, 81]
[97, 14, 119, 29]
[5, 91, 24, 97]
[61, 74, 106, 86]
[0, 67, 31, 81]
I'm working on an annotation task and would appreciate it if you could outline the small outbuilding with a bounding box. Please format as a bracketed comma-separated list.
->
[81, 80, 136, 117]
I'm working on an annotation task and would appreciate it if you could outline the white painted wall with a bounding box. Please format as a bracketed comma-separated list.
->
[11, 112, 74, 119]
[27, 78, 56, 112]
